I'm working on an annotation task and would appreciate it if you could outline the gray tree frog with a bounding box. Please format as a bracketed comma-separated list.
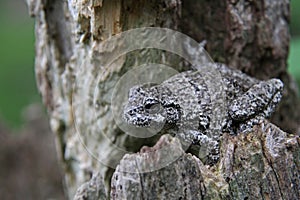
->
[122, 63, 283, 164]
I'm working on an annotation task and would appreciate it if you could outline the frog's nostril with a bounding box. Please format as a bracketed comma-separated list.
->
[126, 110, 135, 116]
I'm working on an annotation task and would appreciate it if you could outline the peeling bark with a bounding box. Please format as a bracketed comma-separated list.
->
[75, 122, 300, 199]
[220, 122, 299, 200]
[27, 0, 300, 199]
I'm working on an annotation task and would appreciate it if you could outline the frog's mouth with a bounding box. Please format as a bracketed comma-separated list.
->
[131, 116, 151, 127]
[123, 108, 166, 127]
[123, 108, 151, 127]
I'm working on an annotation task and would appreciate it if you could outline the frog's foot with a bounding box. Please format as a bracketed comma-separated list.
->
[237, 115, 264, 133]
[222, 78, 283, 135]
[261, 86, 283, 117]
[190, 131, 220, 165]
[206, 141, 220, 165]
[176, 130, 220, 165]
[229, 78, 283, 122]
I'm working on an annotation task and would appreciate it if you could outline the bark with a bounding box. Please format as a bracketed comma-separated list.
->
[27, 0, 300, 199]
[73, 121, 300, 199]
[80, 122, 299, 200]
[181, 0, 300, 134]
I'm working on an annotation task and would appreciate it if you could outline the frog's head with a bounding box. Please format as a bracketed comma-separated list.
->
[123, 83, 180, 127]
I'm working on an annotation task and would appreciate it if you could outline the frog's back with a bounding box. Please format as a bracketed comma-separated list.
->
[159, 64, 261, 122]
[163, 64, 259, 100]
[161, 71, 212, 127]
[213, 64, 259, 99]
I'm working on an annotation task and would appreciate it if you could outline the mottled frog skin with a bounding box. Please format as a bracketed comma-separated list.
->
[123, 63, 283, 164]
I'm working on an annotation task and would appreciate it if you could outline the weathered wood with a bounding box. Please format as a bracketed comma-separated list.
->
[110, 122, 299, 199]
[27, 0, 300, 199]
[75, 122, 300, 199]
[219, 122, 299, 200]
[74, 172, 107, 200]
[110, 134, 227, 200]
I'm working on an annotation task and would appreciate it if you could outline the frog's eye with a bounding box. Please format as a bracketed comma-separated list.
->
[144, 99, 162, 114]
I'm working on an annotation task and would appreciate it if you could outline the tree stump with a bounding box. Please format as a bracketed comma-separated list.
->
[27, 0, 300, 199]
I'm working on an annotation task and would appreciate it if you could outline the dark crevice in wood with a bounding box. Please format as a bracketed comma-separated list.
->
[44, 0, 73, 71]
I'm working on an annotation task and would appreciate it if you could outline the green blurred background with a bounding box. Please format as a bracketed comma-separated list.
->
[0, 0, 39, 128]
[0, 0, 299, 128]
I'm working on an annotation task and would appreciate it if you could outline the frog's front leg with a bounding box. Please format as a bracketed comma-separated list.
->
[176, 129, 220, 165]
[229, 78, 283, 131]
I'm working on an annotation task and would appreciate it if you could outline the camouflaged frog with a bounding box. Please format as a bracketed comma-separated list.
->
[123, 63, 283, 164]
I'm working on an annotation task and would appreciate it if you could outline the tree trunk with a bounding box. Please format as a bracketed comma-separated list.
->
[27, 0, 299, 199]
